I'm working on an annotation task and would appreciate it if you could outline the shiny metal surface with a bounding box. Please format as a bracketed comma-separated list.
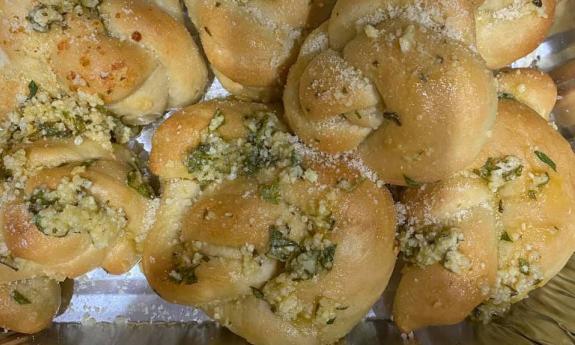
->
[1, 2, 574, 344]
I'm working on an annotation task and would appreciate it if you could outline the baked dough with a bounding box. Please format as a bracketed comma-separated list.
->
[393, 98, 575, 331]
[327, 0, 556, 69]
[1, 143, 154, 279]
[185, 0, 336, 102]
[144, 100, 397, 345]
[284, 21, 497, 185]
[0, 83, 157, 332]
[0, 0, 208, 125]
[475, 0, 556, 69]
[0, 277, 61, 334]
[550, 58, 575, 131]
[496, 68, 557, 119]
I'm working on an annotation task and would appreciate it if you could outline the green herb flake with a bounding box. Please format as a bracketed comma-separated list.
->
[0, 256, 19, 271]
[319, 245, 337, 270]
[534, 151, 557, 172]
[404, 175, 422, 188]
[259, 181, 281, 204]
[335, 306, 349, 311]
[528, 190, 537, 200]
[266, 228, 300, 262]
[498, 199, 504, 213]
[500, 231, 513, 242]
[497, 92, 515, 100]
[186, 143, 212, 173]
[250, 286, 265, 299]
[532, 0, 542, 7]
[28, 81, 38, 99]
[327, 318, 336, 325]
[383, 112, 402, 127]
[518, 258, 530, 274]
[474, 156, 523, 183]
[11, 290, 31, 305]
[169, 266, 198, 285]
[127, 170, 155, 199]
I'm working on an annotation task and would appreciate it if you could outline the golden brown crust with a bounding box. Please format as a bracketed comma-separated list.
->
[0, 0, 208, 124]
[394, 99, 575, 331]
[0, 142, 154, 282]
[550, 59, 575, 130]
[185, 0, 336, 102]
[496, 68, 557, 119]
[475, 0, 556, 69]
[394, 178, 498, 331]
[150, 100, 278, 179]
[144, 100, 397, 345]
[2, 156, 152, 279]
[327, 0, 478, 51]
[0, 277, 61, 334]
[99, 0, 208, 108]
[284, 21, 497, 185]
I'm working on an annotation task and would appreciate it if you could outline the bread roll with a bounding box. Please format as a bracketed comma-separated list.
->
[185, 0, 336, 102]
[0, 0, 208, 125]
[284, 20, 497, 185]
[393, 99, 575, 331]
[144, 100, 397, 345]
[0, 83, 157, 332]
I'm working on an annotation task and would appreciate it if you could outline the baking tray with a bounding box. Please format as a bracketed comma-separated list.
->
[1, 1, 574, 344]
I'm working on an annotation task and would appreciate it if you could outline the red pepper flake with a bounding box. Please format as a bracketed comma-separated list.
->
[80, 56, 90, 67]
[67, 71, 77, 81]
[111, 62, 126, 70]
[131, 31, 142, 42]
[57, 40, 69, 51]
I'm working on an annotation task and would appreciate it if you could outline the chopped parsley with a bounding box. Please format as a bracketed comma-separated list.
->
[185, 111, 301, 186]
[266, 227, 337, 280]
[404, 175, 421, 188]
[259, 181, 281, 204]
[500, 231, 513, 242]
[383, 112, 402, 126]
[186, 143, 214, 173]
[251, 286, 265, 299]
[474, 156, 523, 191]
[266, 228, 300, 262]
[169, 264, 198, 285]
[497, 92, 515, 100]
[0, 256, 19, 271]
[11, 290, 31, 305]
[28, 81, 38, 99]
[127, 169, 155, 199]
[534, 151, 557, 172]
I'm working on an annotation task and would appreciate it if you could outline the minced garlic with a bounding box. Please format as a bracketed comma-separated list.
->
[0, 85, 134, 153]
[185, 110, 315, 193]
[474, 251, 543, 322]
[474, 156, 524, 192]
[28, 0, 101, 32]
[398, 225, 471, 274]
[26, 170, 127, 248]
